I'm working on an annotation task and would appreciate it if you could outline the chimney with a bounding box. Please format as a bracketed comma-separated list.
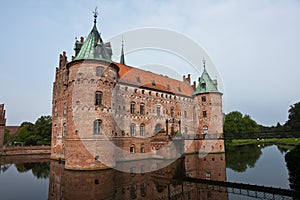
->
[192, 81, 196, 90]
[187, 74, 191, 84]
[183, 75, 186, 82]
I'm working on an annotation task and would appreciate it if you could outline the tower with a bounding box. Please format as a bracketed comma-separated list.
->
[51, 9, 117, 170]
[194, 59, 224, 152]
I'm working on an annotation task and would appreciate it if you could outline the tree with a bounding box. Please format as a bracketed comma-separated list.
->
[14, 122, 35, 145]
[34, 115, 52, 142]
[224, 111, 259, 138]
[3, 128, 14, 145]
[285, 102, 300, 132]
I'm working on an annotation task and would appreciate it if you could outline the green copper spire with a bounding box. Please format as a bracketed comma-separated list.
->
[120, 36, 126, 65]
[74, 8, 112, 62]
[194, 58, 219, 95]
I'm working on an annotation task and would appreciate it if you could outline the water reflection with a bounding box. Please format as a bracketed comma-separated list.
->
[226, 144, 262, 172]
[0, 154, 50, 179]
[49, 153, 228, 200]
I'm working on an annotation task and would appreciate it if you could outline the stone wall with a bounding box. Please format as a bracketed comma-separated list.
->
[1, 146, 50, 156]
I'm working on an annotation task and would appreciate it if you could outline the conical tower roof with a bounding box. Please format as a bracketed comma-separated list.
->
[194, 61, 219, 95]
[74, 9, 111, 62]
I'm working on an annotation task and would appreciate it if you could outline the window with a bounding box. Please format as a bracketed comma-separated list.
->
[185, 127, 188, 134]
[140, 124, 145, 136]
[157, 105, 161, 116]
[184, 110, 187, 118]
[203, 110, 207, 118]
[95, 91, 102, 106]
[136, 76, 141, 83]
[171, 124, 175, 133]
[141, 183, 146, 197]
[130, 184, 137, 199]
[166, 84, 171, 90]
[171, 107, 174, 118]
[203, 125, 208, 134]
[205, 172, 211, 180]
[63, 123, 66, 136]
[142, 90, 145, 94]
[151, 80, 156, 86]
[130, 144, 135, 154]
[140, 104, 145, 115]
[140, 144, 145, 153]
[130, 123, 136, 136]
[94, 120, 102, 134]
[201, 83, 206, 89]
[130, 102, 135, 114]
[96, 66, 104, 76]
[63, 102, 67, 115]
[177, 87, 181, 92]
[202, 96, 206, 102]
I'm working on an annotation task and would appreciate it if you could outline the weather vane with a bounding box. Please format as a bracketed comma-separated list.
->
[93, 7, 99, 24]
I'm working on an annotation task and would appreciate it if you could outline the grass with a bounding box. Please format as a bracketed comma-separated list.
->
[226, 137, 300, 147]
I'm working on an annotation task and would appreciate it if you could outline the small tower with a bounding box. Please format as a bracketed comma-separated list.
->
[194, 59, 223, 136]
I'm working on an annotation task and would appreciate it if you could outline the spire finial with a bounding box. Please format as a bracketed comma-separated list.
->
[120, 36, 126, 65]
[93, 7, 99, 25]
[202, 57, 206, 69]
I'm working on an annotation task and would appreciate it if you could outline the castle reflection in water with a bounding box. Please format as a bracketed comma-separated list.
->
[48, 152, 227, 200]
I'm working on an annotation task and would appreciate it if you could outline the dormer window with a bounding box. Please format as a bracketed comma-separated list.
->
[177, 87, 181, 92]
[166, 84, 171, 90]
[136, 76, 141, 83]
[96, 66, 104, 76]
[151, 80, 156, 86]
[201, 83, 206, 89]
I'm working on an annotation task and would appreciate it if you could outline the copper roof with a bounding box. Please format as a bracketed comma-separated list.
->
[114, 63, 194, 97]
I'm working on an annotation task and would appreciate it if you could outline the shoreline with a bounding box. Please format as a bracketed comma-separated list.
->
[225, 138, 300, 148]
[1, 145, 50, 156]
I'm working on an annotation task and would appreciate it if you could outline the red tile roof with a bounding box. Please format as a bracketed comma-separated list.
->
[114, 63, 194, 97]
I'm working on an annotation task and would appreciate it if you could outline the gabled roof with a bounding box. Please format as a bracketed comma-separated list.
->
[74, 23, 111, 62]
[194, 68, 219, 95]
[114, 63, 194, 97]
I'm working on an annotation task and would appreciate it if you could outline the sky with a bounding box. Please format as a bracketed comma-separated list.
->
[0, 0, 299, 126]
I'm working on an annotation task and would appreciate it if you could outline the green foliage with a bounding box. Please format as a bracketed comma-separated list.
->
[3, 128, 14, 145]
[285, 145, 300, 198]
[285, 102, 300, 132]
[14, 116, 52, 146]
[224, 111, 259, 138]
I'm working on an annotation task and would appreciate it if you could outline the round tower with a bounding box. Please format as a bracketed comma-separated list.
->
[194, 60, 224, 153]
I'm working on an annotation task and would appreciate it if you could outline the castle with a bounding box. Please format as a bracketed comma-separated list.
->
[51, 12, 224, 170]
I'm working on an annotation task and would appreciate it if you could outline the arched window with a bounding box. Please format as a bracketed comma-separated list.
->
[94, 119, 102, 134]
[130, 184, 137, 199]
[157, 105, 161, 116]
[130, 102, 135, 114]
[95, 91, 103, 106]
[171, 124, 175, 133]
[171, 107, 174, 118]
[141, 182, 146, 197]
[130, 123, 136, 136]
[203, 125, 208, 134]
[63, 102, 67, 115]
[140, 103, 145, 115]
[140, 144, 145, 153]
[130, 144, 135, 154]
[63, 123, 66, 137]
[140, 124, 145, 136]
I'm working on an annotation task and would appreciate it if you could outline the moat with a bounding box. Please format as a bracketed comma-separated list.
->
[0, 144, 293, 200]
